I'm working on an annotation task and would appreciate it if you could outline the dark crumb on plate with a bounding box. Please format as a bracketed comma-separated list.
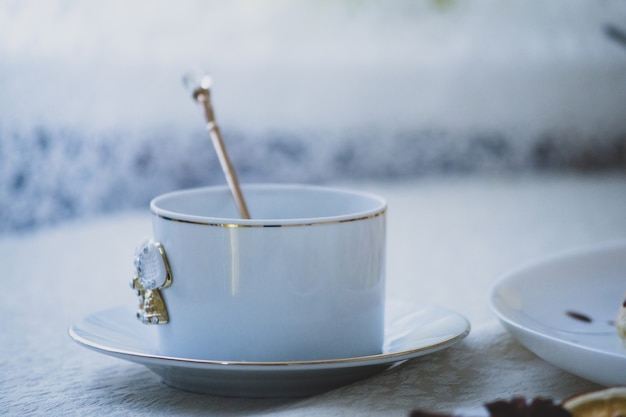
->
[565, 310, 592, 323]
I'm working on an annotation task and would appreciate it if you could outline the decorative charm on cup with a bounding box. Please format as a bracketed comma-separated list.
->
[130, 240, 173, 325]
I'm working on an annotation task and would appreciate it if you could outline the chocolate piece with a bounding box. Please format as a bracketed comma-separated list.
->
[410, 398, 571, 417]
[486, 397, 571, 417]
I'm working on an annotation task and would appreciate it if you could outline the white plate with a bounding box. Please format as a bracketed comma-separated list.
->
[490, 241, 626, 386]
[69, 301, 470, 398]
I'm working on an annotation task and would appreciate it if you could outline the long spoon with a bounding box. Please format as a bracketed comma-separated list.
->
[184, 73, 251, 219]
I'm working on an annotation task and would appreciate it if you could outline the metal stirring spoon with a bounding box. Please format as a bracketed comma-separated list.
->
[183, 72, 251, 219]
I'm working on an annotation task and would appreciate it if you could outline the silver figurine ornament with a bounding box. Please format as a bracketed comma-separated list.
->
[130, 240, 173, 324]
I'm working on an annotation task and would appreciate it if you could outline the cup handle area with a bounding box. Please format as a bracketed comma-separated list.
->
[130, 240, 173, 325]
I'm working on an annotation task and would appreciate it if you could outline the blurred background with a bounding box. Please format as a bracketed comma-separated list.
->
[1, 0, 625, 232]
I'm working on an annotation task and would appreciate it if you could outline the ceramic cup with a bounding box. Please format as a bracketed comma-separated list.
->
[140, 183, 386, 362]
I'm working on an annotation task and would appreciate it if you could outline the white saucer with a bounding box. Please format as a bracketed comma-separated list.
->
[490, 240, 626, 386]
[69, 300, 470, 397]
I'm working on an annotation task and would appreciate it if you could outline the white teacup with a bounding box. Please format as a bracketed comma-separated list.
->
[133, 184, 386, 362]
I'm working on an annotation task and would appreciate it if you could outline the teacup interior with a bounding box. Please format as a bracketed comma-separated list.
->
[151, 184, 386, 224]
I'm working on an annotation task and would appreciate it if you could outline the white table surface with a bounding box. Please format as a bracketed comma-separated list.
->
[2, 173, 625, 416]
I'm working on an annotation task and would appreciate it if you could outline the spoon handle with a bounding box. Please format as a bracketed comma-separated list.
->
[205, 116, 251, 219]
[192, 82, 251, 219]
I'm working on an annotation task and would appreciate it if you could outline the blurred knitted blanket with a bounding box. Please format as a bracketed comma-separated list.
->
[1, 1, 626, 232]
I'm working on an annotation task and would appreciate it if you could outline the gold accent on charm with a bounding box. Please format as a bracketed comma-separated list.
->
[131, 276, 169, 324]
[131, 240, 173, 325]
